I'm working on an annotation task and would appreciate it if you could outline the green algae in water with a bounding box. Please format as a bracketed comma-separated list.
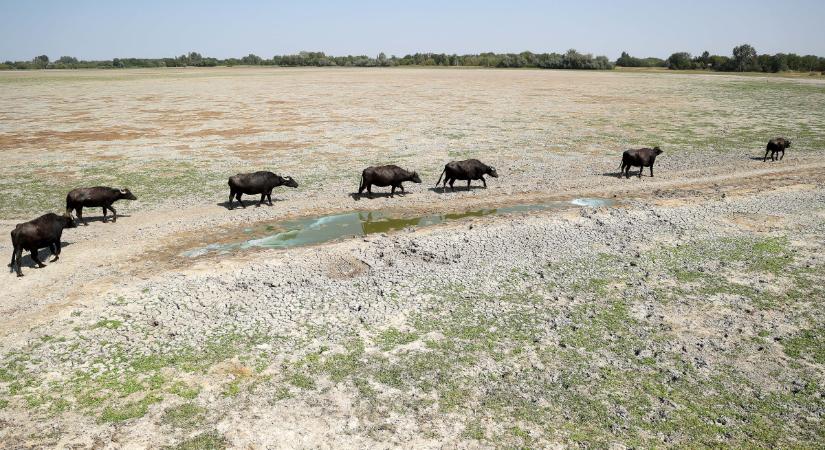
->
[181, 198, 613, 257]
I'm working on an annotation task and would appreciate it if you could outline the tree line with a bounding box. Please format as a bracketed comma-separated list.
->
[1, 50, 614, 70]
[2, 45, 823, 73]
[618, 44, 825, 73]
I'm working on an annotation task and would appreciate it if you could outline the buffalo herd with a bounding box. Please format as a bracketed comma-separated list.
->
[8, 138, 793, 276]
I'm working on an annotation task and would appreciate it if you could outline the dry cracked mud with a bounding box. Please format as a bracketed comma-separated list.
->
[0, 68, 824, 448]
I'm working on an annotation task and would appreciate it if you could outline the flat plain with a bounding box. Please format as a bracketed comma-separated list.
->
[0, 67, 824, 448]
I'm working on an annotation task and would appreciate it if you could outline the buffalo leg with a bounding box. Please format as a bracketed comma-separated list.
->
[763, 149, 770, 162]
[258, 194, 266, 206]
[467, 179, 471, 190]
[13, 247, 23, 277]
[236, 193, 245, 208]
[780, 149, 785, 160]
[102, 207, 108, 223]
[76, 207, 86, 225]
[638, 166, 643, 178]
[108, 205, 117, 223]
[267, 191, 273, 206]
[50, 241, 61, 262]
[481, 176, 487, 188]
[449, 179, 455, 190]
[367, 184, 373, 199]
[650, 165, 654, 177]
[390, 185, 396, 198]
[228, 190, 235, 209]
[30, 249, 46, 268]
[400, 184, 405, 194]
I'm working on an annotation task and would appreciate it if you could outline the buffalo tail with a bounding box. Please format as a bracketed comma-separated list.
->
[435, 168, 446, 187]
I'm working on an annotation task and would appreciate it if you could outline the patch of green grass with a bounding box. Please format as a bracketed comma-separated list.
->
[167, 381, 201, 400]
[463, 421, 485, 440]
[98, 394, 161, 423]
[221, 380, 241, 397]
[162, 403, 206, 429]
[320, 340, 365, 382]
[374, 328, 418, 351]
[287, 372, 316, 390]
[170, 431, 227, 450]
[272, 386, 292, 402]
[783, 328, 825, 364]
[92, 319, 123, 330]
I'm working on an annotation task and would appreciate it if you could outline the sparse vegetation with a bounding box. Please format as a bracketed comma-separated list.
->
[162, 403, 206, 429]
[0, 67, 823, 448]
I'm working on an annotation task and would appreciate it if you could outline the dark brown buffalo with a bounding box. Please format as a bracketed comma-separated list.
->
[764, 137, 791, 162]
[227, 171, 298, 209]
[620, 147, 664, 179]
[435, 159, 498, 191]
[10, 213, 76, 277]
[66, 187, 137, 224]
[358, 165, 421, 198]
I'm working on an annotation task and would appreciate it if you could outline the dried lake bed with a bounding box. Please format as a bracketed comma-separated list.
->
[0, 68, 824, 448]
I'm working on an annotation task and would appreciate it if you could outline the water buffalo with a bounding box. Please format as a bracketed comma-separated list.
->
[66, 187, 137, 225]
[10, 213, 76, 277]
[620, 147, 663, 179]
[435, 159, 498, 191]
[358, 165, 421, 198]
[228, 171, 298, 209]
[764, 137, 791, 162]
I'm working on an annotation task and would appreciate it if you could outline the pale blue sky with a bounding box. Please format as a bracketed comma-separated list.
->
[2, 0, 824, 61]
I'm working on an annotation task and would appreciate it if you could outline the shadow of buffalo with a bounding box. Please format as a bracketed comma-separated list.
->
[349, 192, 409, 201]
[602, 170, 651, 178]
[218, 199, 285, 210]
[73, 214, 132, 224]
[428, 185, 489, 194]
[7, 241, 73, 272]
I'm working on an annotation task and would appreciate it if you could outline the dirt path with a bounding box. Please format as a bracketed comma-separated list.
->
[3, 157, 824, 342]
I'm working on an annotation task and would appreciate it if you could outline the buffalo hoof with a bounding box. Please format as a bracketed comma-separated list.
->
[37, 264, 46, 268]
[17, 273, 24, 277]
[50, 256, 59, 262]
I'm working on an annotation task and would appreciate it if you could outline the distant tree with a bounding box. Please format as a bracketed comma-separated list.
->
[241, 53, 262, 65]
[694, 51, 711, 69]
[32, 54, 49, 68]
[732, 44, 758, 72]
[188, 52, 203, 66]
[377, 52, 388, 66]
[708, 54, 731, 70]
[616, 51, 635, 67]
[667, 52, 694, 70]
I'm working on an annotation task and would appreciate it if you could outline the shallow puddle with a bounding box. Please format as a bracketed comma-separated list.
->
[181, 198, 613, 257]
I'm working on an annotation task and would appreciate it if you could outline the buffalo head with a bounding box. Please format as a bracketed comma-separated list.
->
[119, 188, 138, 200]
[62, 213, 78, 229]
[410, 172, 422, 183]
[487, 166, 499, 178]
[283, 176, 299, 188]
[653, 146, 663, 155]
